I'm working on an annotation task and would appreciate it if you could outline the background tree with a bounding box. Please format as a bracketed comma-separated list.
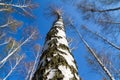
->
[0, 0, 40, 80]
[74, 0, 120, 80]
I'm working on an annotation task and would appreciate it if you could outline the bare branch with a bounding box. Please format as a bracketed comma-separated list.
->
[44, 5, 63, 19]
[91, 7, 120, 12]
[82, 26, 120, 50]
[98, 20, 120, 24]
[0, 3, 30, 8]
[77, 2, 120, 13]
[0, 2, 39, 17]
[29, 45, 41, 80]
[0, 33, 5, 39]
[0, 38, 10, 46]
[25, 68, 31, 80]
[3, 55, 24, 80]
[0, 8, 12, 12]
[0, 18, 22, 32]
[0, 31, 35, 66]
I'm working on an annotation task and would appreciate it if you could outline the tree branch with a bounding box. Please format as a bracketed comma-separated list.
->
[3, 55, 24, 80]
[29, 49, 41, 80]
[92, 7, 120, 12]
[83, 26, 120, 50]
[0, 32, 35, 66]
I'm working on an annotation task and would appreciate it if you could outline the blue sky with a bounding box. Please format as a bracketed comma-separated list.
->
[1, 0, 116, 80]
[0, 0, 119, 80]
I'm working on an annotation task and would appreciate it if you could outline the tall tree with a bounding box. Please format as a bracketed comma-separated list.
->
[0, 0, 39, 80]
[75, 0, 120, 79]
[32, 9, 80, 80]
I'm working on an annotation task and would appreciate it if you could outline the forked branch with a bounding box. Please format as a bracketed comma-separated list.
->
[0, 31, 36, 67]
[3, 55, 24, 80]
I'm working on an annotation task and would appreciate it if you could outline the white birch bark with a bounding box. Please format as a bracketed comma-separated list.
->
[32, 13, 80, 80]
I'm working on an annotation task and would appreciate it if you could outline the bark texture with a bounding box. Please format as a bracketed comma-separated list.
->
[32, 15, 80, 80]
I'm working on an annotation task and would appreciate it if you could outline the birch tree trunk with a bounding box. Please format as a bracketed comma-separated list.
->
[32, 14, 80, 80]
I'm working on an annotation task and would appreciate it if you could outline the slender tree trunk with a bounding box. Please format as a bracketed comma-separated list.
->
[72, 25, 115, 80]
[32, 14, 80, 80]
